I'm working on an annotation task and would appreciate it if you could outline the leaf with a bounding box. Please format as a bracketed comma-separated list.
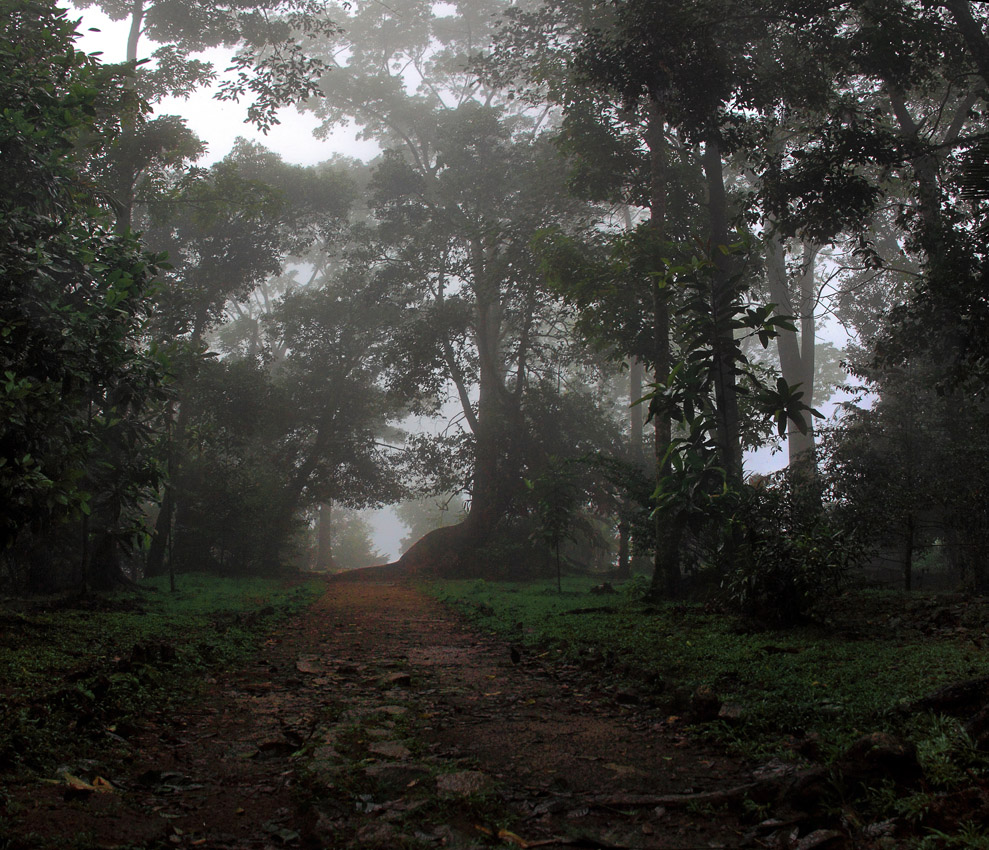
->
[91, 776, 113, 792]
[475, 826, 539, 847]
[62, 772, 91, 791]
[61, 773, 112, 794]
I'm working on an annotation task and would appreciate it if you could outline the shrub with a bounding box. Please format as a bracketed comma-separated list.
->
[723, 472, 863, 625]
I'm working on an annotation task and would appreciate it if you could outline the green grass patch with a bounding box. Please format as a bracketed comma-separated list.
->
[426, 577, 989, 763]
[0, 573, 323, 773]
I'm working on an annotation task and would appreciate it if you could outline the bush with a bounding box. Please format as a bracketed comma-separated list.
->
[723, 472, 863, 626]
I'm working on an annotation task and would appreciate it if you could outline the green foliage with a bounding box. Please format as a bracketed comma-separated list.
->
[427, 579, 989, 761]
[914, 823, 989, 850]
[539, 225, 817, 556]
[647, 242, 817, 502]
[821, 349, 989, 593]
[157, 239, 406, 577]
[73, 0, 340, 132]
[722, 474, 862, 626]
[323, 506, 385, 571]
[525, 456, 587, 592]
[297, 3, 609, 545]
[0, 0, 167, 579]
[168, 357, 301, 574]
[0, 574, 321, 771]
[146, 140, 351, 340]
[910, 715, 986, 790]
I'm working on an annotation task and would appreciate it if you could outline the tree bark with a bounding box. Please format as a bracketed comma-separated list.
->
[146, 399, 188, 577]
[399, 235, 528, 575]
[616, 517, 631, 579]
[903, 511, 915, 592]
[618, 356, 648, 579]
[766, 232, 820, 473]
[940, 0, 989, 93]
[645, 107, 682, 600]
[316, 502, 334, 571]
[702, 132, 743, 489]
[465, 285, 512, 540]
[630, 356, 645, 469]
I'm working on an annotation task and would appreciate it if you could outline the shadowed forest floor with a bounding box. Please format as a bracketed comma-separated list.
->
[4, 579, 777, 850]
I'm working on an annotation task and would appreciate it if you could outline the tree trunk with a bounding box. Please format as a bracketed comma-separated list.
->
[146, 400, 188, 577]
[940, 0, 989, 93]
[464, 291, 512, 540]
[109, 0, 145, 235]
[145, 487, 172, 578]
[616, 517, 631, 579]
[460, 232, 532, 557]
[87, 530, 132, 591]
[645, 107, 682, 600]
[617, 357, 649, 580]
[399, 238, 525, 576]
[630, 356, 646, 468]
[702, 132, 743, 489]
[766, 232, 820, 474]
[903, 512, 915, 592]
[27, 530, 57, 594]
[316, 502, 334, 571]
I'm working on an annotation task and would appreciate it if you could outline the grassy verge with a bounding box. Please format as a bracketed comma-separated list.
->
[425, 576, 989, 767]
[0, 573, 323, 774]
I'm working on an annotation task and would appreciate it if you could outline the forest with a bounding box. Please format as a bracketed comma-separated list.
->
[4, 0, 989, 604]
[4, 0, 989, 847]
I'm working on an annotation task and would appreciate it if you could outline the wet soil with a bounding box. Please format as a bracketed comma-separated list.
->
[5, 580, 771, 849]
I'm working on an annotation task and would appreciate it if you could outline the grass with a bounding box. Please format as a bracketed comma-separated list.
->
[0, 573, 323, 773]
[425, 576, 989, 763]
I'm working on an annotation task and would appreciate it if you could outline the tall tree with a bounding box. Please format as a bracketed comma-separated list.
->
[489, 0, 848, 592]
[295, 1, 601, 572]
[0, 0, 167, 590]
[764, 233, 822, 472]
[143, 142, 354, 576]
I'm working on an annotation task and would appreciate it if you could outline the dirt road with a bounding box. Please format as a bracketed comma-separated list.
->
[10, 580, 761, 849]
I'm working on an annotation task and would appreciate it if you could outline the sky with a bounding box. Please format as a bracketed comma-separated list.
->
[72, 6, 378, 167]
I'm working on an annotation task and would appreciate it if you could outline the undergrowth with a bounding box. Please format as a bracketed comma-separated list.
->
[426, 577, 989, 763]
[0, 573, 322, 774]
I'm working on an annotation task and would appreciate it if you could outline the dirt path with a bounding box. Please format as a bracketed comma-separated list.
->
[10, 580, 766, 850]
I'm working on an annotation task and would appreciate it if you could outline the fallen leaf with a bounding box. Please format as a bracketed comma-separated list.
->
[61, 773, 112, 794]
[62, 773, 91, 791]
